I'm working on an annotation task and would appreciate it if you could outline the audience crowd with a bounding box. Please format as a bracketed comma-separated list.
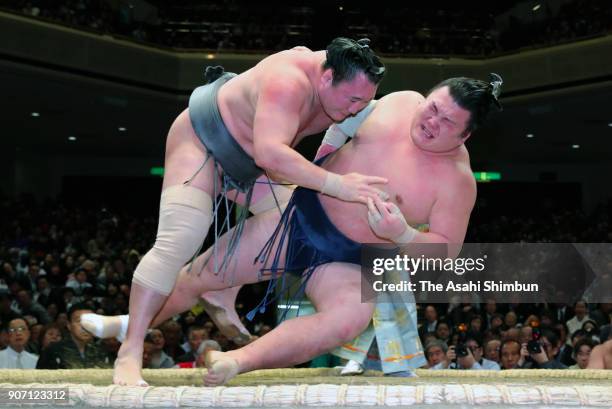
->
[3, 0, 612, 56]
[0, 192, 272, 370]
[1, 189, 610, 371]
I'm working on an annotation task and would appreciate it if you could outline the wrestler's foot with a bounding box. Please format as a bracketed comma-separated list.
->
[113, 343, 148, 386]
[81, 313, 129, 342]
[340, 360, 364, 376]
[201, 289, 252, 345]
[204, 351, 240, 386]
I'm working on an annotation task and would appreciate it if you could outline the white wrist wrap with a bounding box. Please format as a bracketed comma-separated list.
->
[392, 225, 418, 244]
[321, 172, 342, 197]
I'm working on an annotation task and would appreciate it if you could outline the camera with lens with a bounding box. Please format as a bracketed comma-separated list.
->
[454, 323, 469, 358]
[527, 319, 542, 354]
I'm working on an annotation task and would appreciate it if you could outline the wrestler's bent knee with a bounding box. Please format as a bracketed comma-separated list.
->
[335, 306, 374, 343]
[132, 185, 213, 295]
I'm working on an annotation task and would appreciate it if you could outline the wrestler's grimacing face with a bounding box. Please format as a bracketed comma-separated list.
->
[411, 86, 471, 153]
[320, 70, 377, 122]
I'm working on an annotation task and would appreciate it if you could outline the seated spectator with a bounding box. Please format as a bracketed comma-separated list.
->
[489, 313, 504, 332]
[39, 323, 63, 351]
[421, 332, 438, 348]
[65, 268, 93, 296]
[599, 324, 611, 343]
[430, 332, 500, 370]
[435, 321, 451, 344]
[28, 323, 44, 354]
[484, 338, 501, 363]
[160, 320, 186, 360]
[502, 327, 521, 342]
[1, 293, 18, 326]
[569, 338, 598, 369]
[12, 289, 51, 324]
[581, 319, 600, 343]
[418, 305, 439, 335]
[0, 326, 8, 350]
[566, 300, 590, 345]
[500, 339, 522, 370]
[175, 340, 222, 369]
[561, 329, 587, 366]
[34, 276, 52, 307]
[37, 303, 112, 369]
[0, 317, 39, 369]
[504, 311, 518, 329]
[177, 325, 208, 363]
[424, 339, 448, 368]
[519, 327, 567, 369]
[589, 303, 612, 328]
[468, 314, 483, 333]
[145, 329, 174, 369]
[519, 325, 533, 345]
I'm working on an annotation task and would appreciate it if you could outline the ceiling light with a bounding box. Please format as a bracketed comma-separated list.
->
[526, 133, 534, 138]
[206, 53, 215, 59]
[572, 144, 580, 149]
[339, 6, 343, 11]
[608, 122, 612, 127]
[31, 112, 40, 117]
[118, 127, 127, 132]
[532, 4, 541, 11]
[68, 136, 77, 141]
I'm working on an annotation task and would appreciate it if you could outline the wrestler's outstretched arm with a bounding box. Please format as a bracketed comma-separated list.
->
[252, 74, 386, 204]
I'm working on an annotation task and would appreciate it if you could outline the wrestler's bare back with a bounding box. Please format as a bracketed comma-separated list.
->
[216, 49, 339, 156]
[319, 91, 474, 244]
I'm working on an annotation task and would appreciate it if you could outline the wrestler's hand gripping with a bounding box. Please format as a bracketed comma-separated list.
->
[322, 172, 389, 204]
[367, 196, 417, 243]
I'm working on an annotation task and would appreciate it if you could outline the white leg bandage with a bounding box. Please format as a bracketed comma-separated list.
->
[132, 185, 213, 296]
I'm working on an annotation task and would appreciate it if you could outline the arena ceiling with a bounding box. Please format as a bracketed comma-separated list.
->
[1, 53, 612, 167]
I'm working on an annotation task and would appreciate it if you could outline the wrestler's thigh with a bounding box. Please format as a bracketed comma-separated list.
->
[227, 175, 294, 209]
[177, 208, 286, 291]
[162, 108, 218, 194]
[306, 262, 372, 314]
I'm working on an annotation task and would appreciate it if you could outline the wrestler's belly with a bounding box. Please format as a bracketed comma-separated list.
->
[318, 194, 384, 243]
[318, 142, 436, 244]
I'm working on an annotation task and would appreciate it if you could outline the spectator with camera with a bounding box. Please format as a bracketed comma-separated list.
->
[518, 327, 567, 369]
[430, 331, 500, 370]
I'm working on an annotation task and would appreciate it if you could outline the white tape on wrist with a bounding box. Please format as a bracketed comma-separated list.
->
[321, 172, 342, 197]
[392, 225, 418, 244]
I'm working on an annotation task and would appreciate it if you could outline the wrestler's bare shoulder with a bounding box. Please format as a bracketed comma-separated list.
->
[590, 339, 612, 369]
[245, 51, 324, 102]
[441, 148, 474, 186]
[379, 90, 425, 106]
[356, 91, 423, 140]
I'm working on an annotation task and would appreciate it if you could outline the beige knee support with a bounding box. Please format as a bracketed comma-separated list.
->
[132, 185, 213, 295]
[248, 184, 295, 215]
